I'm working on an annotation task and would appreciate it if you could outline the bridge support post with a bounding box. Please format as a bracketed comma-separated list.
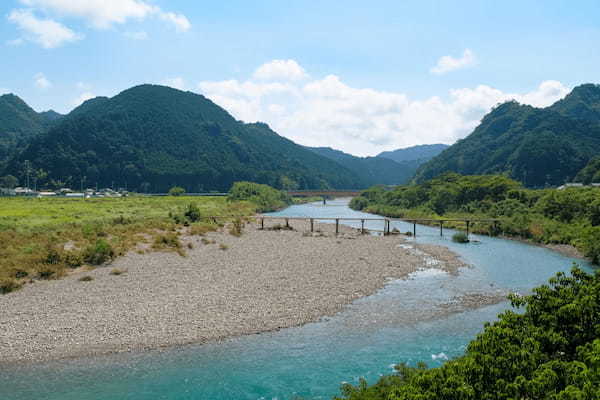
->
[310, 218, 314, 232]
[440, 221, 443, 236]
[361, 219, 365, 234]
[261, 217, 264, 230]
[335, 218, 339, 235]
[285, 218, 289, 229]
[413, 221, 416, 237]
[466, 220, 470, 238]
[323, 197, 326, 205]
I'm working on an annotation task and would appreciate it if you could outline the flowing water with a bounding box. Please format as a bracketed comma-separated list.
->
[1, 199, 594, 400]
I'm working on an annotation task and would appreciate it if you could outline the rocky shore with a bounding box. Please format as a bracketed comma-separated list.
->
[1, 220, 469, 364]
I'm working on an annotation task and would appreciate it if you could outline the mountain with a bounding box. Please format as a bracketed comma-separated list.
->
[39, 110, 64, 123]
[0, 94, 50, 169]
[306, 146, 414, 186]
[377, 144, 449, 163]
[414, 84, 600, 187]
[5, 85, 361, 192]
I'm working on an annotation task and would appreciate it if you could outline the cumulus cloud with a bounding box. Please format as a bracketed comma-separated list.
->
[253, 59, 309, 82]
[18, 0, 191, 31]
[8, 9, 82, 48]
[0, 88, 10, 95]
[430, 49, 476, 75]
[34, 72, 52, 89]
[197, 60, 570, 156]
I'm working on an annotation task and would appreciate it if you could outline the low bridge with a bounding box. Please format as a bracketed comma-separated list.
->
[286, 189, 362, 197]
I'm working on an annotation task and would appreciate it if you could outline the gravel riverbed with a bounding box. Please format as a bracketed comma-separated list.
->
[1, 220, 468, 364]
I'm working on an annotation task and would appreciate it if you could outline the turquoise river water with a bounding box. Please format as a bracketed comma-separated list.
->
[0, 199, 594, 400]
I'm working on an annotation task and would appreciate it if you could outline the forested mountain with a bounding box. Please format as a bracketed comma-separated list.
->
[377, 144, 449, 163]
[414, 84, 600, 187]
[0, 94, 51, 169]
[306, 146, 415, 185]
[4, 85, 361, 192]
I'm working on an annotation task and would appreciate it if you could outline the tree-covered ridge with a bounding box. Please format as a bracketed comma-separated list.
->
[350, 173, 600, 263]
[414, 84, 600, 187]
[0, 94, 50, 169]
[306, 146, 416, 186]
[5, 85, 360, 192]
[575, 157, 600, 184]
[376, 143, 449, 163]
[336, 267, 600, 399]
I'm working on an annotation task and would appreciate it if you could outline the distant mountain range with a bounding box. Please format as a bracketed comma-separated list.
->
[2, 85, 366, 192]
[414, 84, 600, 187]
[0, 85, 449, 191]
[306, 145, 447, 186]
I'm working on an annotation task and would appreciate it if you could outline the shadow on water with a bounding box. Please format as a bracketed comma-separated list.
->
[1, 199, 594, 400]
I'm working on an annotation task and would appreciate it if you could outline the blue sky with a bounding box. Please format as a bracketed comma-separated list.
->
[1, 0, 599, 155]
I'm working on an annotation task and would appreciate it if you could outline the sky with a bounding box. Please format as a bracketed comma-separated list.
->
[1, 0, 599, 156]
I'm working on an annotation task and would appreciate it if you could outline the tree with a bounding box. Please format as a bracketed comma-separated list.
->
[168, 186, 185, 196]
[0, 175, 18, 189]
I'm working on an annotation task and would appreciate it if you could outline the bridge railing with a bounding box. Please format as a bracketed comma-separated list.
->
[195, 215, 500, 237]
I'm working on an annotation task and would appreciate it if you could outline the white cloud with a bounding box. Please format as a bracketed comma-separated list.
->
[72, 92, 95, 107]
[253, 59, 309, 82]
[0, 88, 10, 95]
[34, 72, 52, 89]
[19, 0, 190, 31]
[162, 77, 186, 90]
[8, 9, 82, 48]
[430, 49, 476, 75]
[159, 12, 191, 32]
[124, 30, 148, 40]
[197, 60, 571, 156]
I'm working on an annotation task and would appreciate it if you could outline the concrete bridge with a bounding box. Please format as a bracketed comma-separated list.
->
[286, 190, 362, 198]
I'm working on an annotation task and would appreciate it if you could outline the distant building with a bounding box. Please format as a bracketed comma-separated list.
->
[558, 183, 592, 190]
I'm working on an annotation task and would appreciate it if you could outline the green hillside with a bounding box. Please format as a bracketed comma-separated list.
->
[5, 85, 360, 192]
[414, 84, 600, 187]
[306, 146, 415, 186]
[377, 143, 448, 163]
[0, 94, 50, 170]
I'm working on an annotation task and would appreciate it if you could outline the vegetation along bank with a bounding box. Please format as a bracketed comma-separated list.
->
[350, 173, 600, 264]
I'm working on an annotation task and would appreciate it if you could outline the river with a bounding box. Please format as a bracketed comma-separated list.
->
[0, 199, 594, 400]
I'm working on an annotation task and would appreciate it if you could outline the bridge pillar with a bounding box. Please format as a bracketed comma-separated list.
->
[323, 197, 326, 205]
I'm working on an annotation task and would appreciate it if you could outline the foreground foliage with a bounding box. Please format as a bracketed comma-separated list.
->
[335, 267, 600, 400]
[350, 173, 600, 263]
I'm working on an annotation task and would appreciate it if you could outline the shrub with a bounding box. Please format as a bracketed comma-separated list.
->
[183, 203, 202, 222]
[229, 218, 244, 236]
[63, 251, 83, 268]
[83, 239, 115, 265]
[78, 275, 94, 282]
[190, 223, 216, 236]
[452, 232, 470, 243]
[219, 243, 229, 250]
[0, 278, 22, 294]
[153, 233, 181, 249]
[168, 186, 185, 196]
[228, 181, 291, 212]
[109, 268, 126, 276]
[37, 264, 65, 279]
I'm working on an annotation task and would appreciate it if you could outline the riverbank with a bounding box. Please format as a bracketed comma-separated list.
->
[0, 220, 469, 365]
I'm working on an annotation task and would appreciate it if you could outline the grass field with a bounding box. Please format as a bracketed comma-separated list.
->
[0, 195, 255, 293]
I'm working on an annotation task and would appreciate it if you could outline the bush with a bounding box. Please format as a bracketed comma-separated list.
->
[228, 182, 291, 212]
[78, 275, 94, 282]
[183, 203, 201, 222]
[452, 232, 470, 243]
[229, 218, 244, 236]
[153, 233, 181, 249]
[83, 239, 115, 265]
[349, 196, 369, 211]
[0, 278, 22, 294]
[168, 186, 185, 196]
[109, 268, 126, 276]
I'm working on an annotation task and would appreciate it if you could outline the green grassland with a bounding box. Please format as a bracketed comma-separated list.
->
[0, 195, 255, 293]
